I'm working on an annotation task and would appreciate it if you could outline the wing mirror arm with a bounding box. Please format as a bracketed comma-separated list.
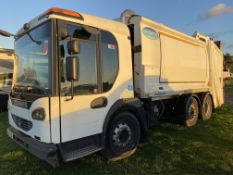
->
[0, 29, 15, 38]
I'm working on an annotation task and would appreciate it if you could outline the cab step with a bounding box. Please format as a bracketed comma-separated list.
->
[59, 134, 103, 162]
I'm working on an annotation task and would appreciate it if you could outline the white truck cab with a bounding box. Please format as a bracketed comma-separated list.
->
[5, 8, 224, 166]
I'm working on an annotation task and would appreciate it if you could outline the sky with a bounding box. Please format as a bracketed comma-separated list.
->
[0, 0, 233, 54]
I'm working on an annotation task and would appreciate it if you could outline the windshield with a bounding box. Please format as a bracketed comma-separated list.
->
[14, 21, 51, 95]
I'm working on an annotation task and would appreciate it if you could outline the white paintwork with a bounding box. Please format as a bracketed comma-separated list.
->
[60, 31, 134, 142]
[130, 16, 223, 107]
[8, 97, 51, 143]
[16, 13, 129, 38]
[10, 10, 134, 144]
[208, 41, 224, 107]
[160, 36, 207, 83]
[9, 8, 224, 146]
[50, 97, 61, 143]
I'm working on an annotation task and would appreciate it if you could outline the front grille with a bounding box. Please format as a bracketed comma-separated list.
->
[12, 114, 33, 131]
[11, 99, 30, 109]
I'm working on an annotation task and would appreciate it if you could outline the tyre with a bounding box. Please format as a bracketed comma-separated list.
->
[200, 94, 213, 120]
[102, 112, 141, 161]
[176, 95, 199, 127]
[184, 96, 199, 127]
[0, 94, 8, 112]
[160, 100, 176, 121]
[155, 101, 165, 120]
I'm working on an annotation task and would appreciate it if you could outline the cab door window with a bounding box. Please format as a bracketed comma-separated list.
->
[60, 24, 98, 96]
[101, 31, 119, 92]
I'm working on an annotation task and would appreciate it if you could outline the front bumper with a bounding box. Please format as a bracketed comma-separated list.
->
[7, 127, 59, 167]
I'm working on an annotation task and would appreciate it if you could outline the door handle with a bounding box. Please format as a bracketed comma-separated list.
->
[91, 97, 108, 109]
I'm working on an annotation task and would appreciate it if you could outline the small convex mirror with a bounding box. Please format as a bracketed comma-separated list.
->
[67, 40, 80, 55]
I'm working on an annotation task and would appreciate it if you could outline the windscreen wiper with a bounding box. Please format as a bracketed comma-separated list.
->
[24, 23, 42, 45]
[0, 23, 41, 46]
[14, 23, 42, 45]
[26, 85, 46, 95]
[27, 32, 42, 45]
[13, 84, 46, 95]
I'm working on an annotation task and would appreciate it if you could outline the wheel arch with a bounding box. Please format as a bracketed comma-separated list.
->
[178, 94, 201, 111]
[101, 98, 148, 147]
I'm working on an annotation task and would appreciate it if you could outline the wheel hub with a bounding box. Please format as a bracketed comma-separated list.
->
[113, 123, 132, 148]
[189, 103, 198, 119]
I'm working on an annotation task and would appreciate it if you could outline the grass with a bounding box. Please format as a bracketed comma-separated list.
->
[1, 105, 233, 175]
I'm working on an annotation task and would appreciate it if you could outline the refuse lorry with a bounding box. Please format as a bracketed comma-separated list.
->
[2, 8, 223, 166]
[0, 48, 14, 111]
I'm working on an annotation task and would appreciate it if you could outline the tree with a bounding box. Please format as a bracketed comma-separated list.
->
[224, 53, 233, 72]
[224, 53, 233, 62]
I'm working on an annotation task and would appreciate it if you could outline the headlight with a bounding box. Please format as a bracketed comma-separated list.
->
[32, 108, 46, 121]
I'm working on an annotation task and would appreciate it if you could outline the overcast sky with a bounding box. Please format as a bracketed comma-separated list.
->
[0, 0, 232, 54]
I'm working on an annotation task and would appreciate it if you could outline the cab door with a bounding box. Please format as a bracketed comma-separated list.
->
[58, 22, 107, 143]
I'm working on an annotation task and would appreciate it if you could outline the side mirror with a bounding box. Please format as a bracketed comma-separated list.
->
[67, 40, 80, 55]
[0, 29, 13, 37]
[66, 56, 79, 81]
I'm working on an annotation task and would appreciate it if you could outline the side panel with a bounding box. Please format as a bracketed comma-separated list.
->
[59, 31, 134, 143]
[131, 17, 210, 99]
[133, 20, 161, 97]
[160, 34, 207, 83]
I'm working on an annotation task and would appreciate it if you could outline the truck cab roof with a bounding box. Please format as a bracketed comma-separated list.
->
[16, 8, 130, 38]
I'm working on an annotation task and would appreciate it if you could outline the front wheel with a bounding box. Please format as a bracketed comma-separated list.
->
[102, 112, 141, 161]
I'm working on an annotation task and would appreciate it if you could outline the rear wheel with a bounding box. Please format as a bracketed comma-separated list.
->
[200, 94, 213, 120]
[176, 95, 199, 127]
[102, 112, 141, 161]
[185, 97, 199, 127]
